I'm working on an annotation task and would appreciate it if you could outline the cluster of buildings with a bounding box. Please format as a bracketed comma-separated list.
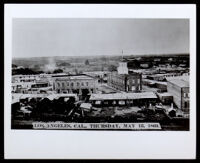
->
[12, 73, 98, 95]
[107, 59, 190, 113]
[12, 56, 190, 115]
[125, 55, 189, 69]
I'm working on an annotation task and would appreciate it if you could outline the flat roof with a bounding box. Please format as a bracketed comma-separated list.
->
[157, 92, 172, 97]
[12, 82, 35, 86]
[143, 79, 167, 85]
[166, 75, 189, 81]
[53, 74, 95, 80]
[110, 71, 140, 77]
[167, 76, 189, 87]
[147, 73, 180, 78]
[12, 93, 77, 101]
[90, 92, 157, 101]
[83, 71, 110, 74]
[168, 79, 189, 88]
[46, 94, 77, 100]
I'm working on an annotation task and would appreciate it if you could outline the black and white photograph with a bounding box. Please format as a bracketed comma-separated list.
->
[4, 4, 196, 159]
[11, 18, 190, 130]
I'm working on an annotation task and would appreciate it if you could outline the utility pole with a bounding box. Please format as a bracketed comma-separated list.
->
[122, 50, 123, 61]
[181, 87, 183, 110]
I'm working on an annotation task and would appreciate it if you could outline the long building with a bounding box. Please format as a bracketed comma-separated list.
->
[12, 81, 52, 94]
[53, 74, 98, 94]
[89, 92, 157, 107]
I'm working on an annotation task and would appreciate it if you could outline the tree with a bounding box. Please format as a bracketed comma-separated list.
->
[85, 60, 90, 65]
[29, 98, 37, 108]
[36, 98, 52, 113]
[108, 65, 117, 72]
[74, 68, 78, 74]
[11, 102, 20, 117]
[12, 64, 18, 68]
[53, 69, 63, 73]
[12, 68, 40, 75]
[101, 56, 107, 62]
[58, 62, 71, 66]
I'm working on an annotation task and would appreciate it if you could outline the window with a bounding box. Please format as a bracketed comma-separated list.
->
[104, 101, 109, 105]
[77, 82, 80, 86]
[81, 82, 84, 86]
[86, 82, 89, 86]
[57, 82, 60, 87]
[95, 101, 101, 105]
[129, 100, 133, 104]
[62, 82, 65, 87]
[71, 82, 74, 87]
[184, 102, 188, 108]
[119, 101, 125, 105]
[66, 82, 69, 86]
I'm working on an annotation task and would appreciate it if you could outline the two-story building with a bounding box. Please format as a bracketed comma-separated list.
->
[107, 61, 142, 92]
[167, 76, 189, 112]
[53, 74, 98, 94]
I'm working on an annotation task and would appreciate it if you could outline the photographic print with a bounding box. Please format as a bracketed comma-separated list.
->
[11, 18, 190, 131]
[5, 4, 196, 160]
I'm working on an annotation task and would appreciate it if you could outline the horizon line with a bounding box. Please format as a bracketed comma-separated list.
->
[12, 52, 190, 59]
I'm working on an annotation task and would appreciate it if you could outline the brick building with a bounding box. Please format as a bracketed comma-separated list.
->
[107, 61, 142, 92]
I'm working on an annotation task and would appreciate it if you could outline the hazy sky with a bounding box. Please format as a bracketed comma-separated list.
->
[12, 18, 189, 58]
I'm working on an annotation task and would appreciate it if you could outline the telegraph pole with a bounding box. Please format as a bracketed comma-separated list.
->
[122, 50, 123, 61]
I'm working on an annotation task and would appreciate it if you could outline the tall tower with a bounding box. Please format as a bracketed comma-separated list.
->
[117, 50, 128, 74]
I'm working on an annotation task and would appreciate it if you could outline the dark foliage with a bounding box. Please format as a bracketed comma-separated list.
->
[53, 69, 63, 73]
[57, 62, 71, 67]
[12, 64, 18, 68]
[12, 68, 44, 75]
[108, 65, 117, 72]
[85, 60, 90, 65]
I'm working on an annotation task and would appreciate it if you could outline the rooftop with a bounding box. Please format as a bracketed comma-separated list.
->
[53, 74, 95, 80]
[157, 92, 172, 97]
[168, 79, 189, 88]
[166, 75, 189, 82]
[143, 79, 167, 85]
[83, 71, 110, 74]
[12, 82, 35, 86]
[46, 94, 77, 100]
[89, 92, 157, 101]
[111, 71, 141, 77]
[12, 93, 77, 103]
[166, 76, 189, 88]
